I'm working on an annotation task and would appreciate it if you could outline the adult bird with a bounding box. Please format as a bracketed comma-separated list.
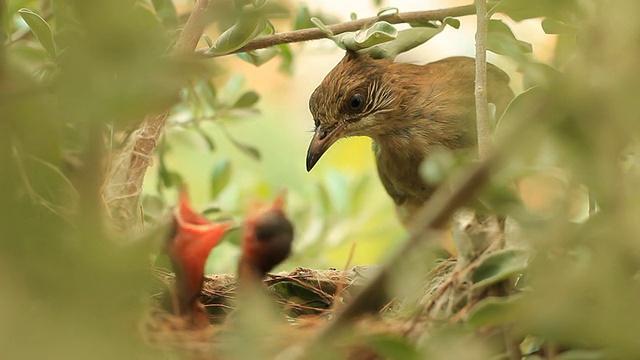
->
[306, 51, 514, 226]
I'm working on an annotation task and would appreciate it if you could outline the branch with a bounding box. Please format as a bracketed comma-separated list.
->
[200, 3, 485, 57]
[102, 0, 212, 236]
[475, 0, 490, 159]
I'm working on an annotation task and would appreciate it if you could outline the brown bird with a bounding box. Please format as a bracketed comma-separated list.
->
[237, 193, 294, 286]
[162, 189, 232, 329]
[306, 51, 514, 226]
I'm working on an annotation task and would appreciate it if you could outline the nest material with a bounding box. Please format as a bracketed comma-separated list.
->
[143, 216, 519, 359]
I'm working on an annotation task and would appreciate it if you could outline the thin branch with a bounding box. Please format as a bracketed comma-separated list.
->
[200, 3, 488, 57]
[475, 0, 490, 159]
[102, 0, 212, 236]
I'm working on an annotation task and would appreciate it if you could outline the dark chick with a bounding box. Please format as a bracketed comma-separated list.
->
[237, 194, 294, 286]
[306, 51, 514, 226]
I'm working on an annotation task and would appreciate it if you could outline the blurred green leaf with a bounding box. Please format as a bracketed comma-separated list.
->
[233, 90, 260, 108]
[541, 18, 576, 35]
[236, 47, 280, 67]
[18, 8, 57, 58]
[209, 13, 267, 55]
[195, 126, 216, 151]
[367, 334, 420, 360]
[223, 128, 261, 160]
[472, 249, 528, 289]
[487, 19, 532, 59]
[467, 294, 523, 327]
[277, 44, 294, 74]
[443, 16, 461, 29]
[151, 0, 178, 29]
[491, 0, 578, 22]
[210, 159, 232, 198]
[293, 4, 313, 30]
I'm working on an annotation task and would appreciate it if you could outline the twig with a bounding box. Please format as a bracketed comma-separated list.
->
[102, 0, 212, 236]
[475, 0, 490, 159]
[199, 3, 490, 57]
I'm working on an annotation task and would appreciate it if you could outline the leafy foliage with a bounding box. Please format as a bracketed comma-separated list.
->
[4, 0, 640, 359]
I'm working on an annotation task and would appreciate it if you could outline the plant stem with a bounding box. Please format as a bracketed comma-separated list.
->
[475, 0, 490, 159]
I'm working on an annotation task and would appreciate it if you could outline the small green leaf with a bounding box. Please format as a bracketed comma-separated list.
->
[487, 19, 532, 59]
[310, 17, 333, 36]
[210, 159, 232, 198]
[18, 8, 57, 58]
[277, 44, 294, 74]
[151, 0, 179, 29]
[233, 90, 260, 108]
[236, 47, 280, 67]
[195, 127, 216, 151]
[472, 249, 528, 289]
[209, 13, 267, 55]
[223, 128, 261, 160]
[293, 5, 313, 30]
[365, 23, 446, 58]
[366, 334, 420, 360]
[337, 21, 397, 51]
[466, 294, 523, 327]
[377, 7, 399, 17]
[443, 16, 461, 29]
[491, 0, 578, 22]
[541, 18, 576, 35]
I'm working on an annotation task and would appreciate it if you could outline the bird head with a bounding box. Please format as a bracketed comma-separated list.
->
[166, 188, 232, 326]
[238, 193, 294, 284]
[307, 51, 401, 171]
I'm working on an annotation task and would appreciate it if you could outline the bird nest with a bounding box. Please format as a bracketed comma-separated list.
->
[143, 216, 525, 360]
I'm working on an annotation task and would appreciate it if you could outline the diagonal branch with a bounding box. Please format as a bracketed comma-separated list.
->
[200, 3, 491, 57]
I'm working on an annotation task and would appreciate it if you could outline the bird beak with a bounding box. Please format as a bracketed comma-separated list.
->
[306, 123, 345, 171]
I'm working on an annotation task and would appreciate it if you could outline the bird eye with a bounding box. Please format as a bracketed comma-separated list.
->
[347, 93, 364, 111]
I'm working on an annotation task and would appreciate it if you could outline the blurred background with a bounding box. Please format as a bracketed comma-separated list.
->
[151, 0, 556, 273]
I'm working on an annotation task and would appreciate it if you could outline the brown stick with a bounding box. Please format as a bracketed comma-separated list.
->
[475, 0, 490, 159]
[200, 3, 485, 57]
[102, 0, 211, 235]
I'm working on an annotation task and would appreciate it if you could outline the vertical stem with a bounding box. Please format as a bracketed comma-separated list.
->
[475, 0, 490, 159]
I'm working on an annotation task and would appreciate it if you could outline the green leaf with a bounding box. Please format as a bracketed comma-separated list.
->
[223, 128, 261, 160]
[377, 7, 399, 17]
[236, 47, 280, 67]
[293, 5, 313, 30]
[210, 159, 232, 198]
[487, 19, 532, 59]
[336, 21, 397, 51]
[541, 18, 576, 35]
[310, 17, 333, 36]
[209, 13, 267, 55]
[151, 0, 179, 29]
[18, 8, 57, 58]
[365, 22, 446, 58]
[466, 294, 523, 327]
[491, 0, 578, 22]
[366, 334, 420, 360]
[233, 90, 260, 108]
[195, 127, 216, 151]
[277, 44, 294, 74]
[472, 249, 528, 289]
[443, 16, 461, 29]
